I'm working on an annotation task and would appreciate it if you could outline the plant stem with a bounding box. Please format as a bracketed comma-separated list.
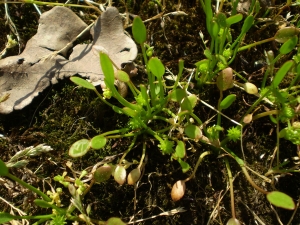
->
[276, 117, 280, 166]
[141, 44, 155, 105]
[101, 128, 130, 137]
[119, 135, 138, 164]
[224, 157, 236, 219]
[156, 125, 174, 133]
[190, 112, 203, 125]
[252, 110, 279, 121]
[152, 115, 173, 123]
[223, 147, 268, 195]
[184, 151, 212, 182]
[11, 0, 96, 8]
[238, 37, 275, 52]
[240, 88, 272, 123]
[12, 214, 54, 220]
[138, 140, 147, 169]
[105, 133, 137, 139]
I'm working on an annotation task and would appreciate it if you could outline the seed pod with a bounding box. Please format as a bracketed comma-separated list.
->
[127, 168, 141, 185]
[274, 27, 300, 43]
[243, 82, 258, 94]
[94, 164, 113, 183]
[171, 180, 186, 201]
[243, 114, 253, 124]
[114, 165, 126, 185]
[217, 67, 233, 91]
[226, 218, 241, 225]
[68, 184, 76, 196]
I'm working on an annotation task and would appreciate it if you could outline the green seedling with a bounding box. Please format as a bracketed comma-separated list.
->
[69, 16, 198, 180]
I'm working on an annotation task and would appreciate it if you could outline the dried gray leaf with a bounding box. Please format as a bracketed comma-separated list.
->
[0, 7, 137, 114]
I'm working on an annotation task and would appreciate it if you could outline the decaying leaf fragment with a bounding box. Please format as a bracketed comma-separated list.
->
[0, 7, 137, 114]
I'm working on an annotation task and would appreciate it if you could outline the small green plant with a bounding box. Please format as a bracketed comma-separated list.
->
[69, 16, 201, 180]
[0, 156, 126, 225]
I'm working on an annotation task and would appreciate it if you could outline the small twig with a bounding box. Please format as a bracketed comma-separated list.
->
[240, 200, 266, 225]
[286, 197, 300, 225]
[32, 3, 42, 15]
[270, 204, 284, 225]
[206, 172, 240, 225]
[0, 196, 29, 222]
[83, 0, 101, 14]
[245, 165, 272, 183]
[127, 207, 186, 224]
[126, 12, 164, 27]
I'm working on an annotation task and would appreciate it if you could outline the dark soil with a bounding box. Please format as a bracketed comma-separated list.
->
[1, 1, 300, 225]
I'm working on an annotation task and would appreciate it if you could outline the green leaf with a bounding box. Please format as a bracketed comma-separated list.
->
[220, 94, 236, 110]
[132, 16, 146, 44]
[0, 159, 8, 176]
[140, 84, 149, 105]
[0, 213, 16, 223]
[69, 139, 90, 158]
[148, 57, 165, 78]
[154, 83, 161, 95]
[175, 141, 186, 159]
[184, 124, 202, 140]
[169, 89, 186, 102]
[211, 20, 220, 39]
[180, 97, 193, 112]
[267, 191, 295, 210]
[178, 59, 184, 76]
[279, 36, 298, 55]
[216, 13, 227, 28]
[177, 158, 190, 173]
[34, 199, 52, 208]
[205, 0, 213, 36]
[195, 59, 210, 73]
[106, 217, 126, 225]
[187, 94, 197, 109]
[241, 15, 254, 34]
[115, 70, 130, 83]
[271, 60, 294, 88]
[70, 77, 96, 90]
[94, 165, 113, 183]
[204, 49, 213, 60]
[90, 135, 107, 150]
[100, 52, 115, 88]
[226, 14, 243, 26]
